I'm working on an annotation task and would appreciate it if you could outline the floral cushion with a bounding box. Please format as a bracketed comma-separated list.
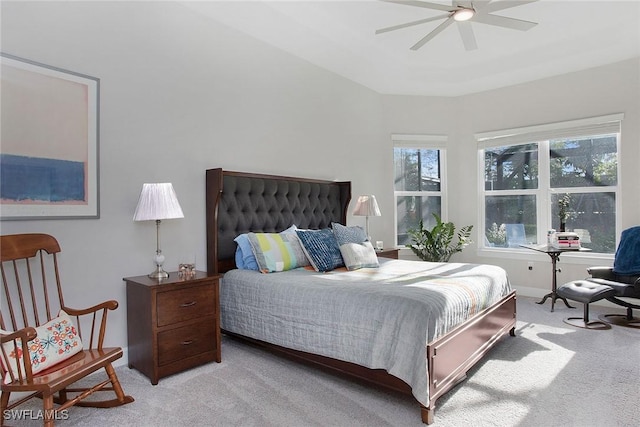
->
[0, 310, 83, 384]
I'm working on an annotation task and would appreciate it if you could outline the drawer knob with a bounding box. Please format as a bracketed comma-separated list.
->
[180, 301, 196, 308]
[181, 340, 194, 346]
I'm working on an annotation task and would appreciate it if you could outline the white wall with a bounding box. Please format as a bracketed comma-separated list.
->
[0, 1, 386, 349]
[383, 58, 640, 298]
[1, 0, 638, 354]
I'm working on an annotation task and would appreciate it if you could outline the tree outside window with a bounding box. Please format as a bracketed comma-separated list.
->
[481, 133, 618, 253]
[394, 146, 444, 246]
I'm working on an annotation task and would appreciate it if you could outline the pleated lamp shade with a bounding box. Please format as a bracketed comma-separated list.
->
[352, 195, 381, 218]
[133, 183, 184, 221]
[352, 195, 381, 241]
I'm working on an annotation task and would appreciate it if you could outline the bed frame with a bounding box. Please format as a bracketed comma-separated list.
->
[206, 168, 517, 424]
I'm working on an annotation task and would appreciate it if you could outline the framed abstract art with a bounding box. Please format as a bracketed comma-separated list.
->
[0, 53, 100, 220]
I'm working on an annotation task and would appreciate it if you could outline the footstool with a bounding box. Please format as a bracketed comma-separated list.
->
[556, 280, 615, 329]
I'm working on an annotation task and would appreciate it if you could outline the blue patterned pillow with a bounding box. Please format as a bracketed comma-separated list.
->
[296, 228, 344, 272]
[331, 222, 367, 245]
[248, 230, 309, 273]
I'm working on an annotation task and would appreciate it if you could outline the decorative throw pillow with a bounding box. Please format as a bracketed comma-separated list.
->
[0, 310, 83, 384]
[331, 223, 379, 270]
[234, 233, 259, 271]
[339, 241, 380, 271]
[248, 228, 309, 273]
[331, 222, 368, 245]
[280, 224, 299, 235]
[295, 228, 344, 272]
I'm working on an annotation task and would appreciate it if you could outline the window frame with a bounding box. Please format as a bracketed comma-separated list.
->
[392, 134, 448, 248]
[475, 114, 623, 257]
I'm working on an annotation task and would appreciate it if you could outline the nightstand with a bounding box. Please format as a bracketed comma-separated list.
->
[376, 248, 399, 259]
[124, 271, 221, 384]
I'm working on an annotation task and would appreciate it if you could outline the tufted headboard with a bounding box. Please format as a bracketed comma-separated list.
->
[205, 168, 351, 274]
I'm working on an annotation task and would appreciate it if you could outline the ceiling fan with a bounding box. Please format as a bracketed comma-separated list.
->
[376, 0, 539, 51]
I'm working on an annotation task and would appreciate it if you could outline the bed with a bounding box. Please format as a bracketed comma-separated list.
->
[205, 168, 516, 424]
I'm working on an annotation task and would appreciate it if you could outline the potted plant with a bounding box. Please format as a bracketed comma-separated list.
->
[558, 193, 572, 232]
[407, 214, 473, 262]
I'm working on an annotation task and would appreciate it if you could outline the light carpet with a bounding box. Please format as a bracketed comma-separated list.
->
[6, 297, 639, 427]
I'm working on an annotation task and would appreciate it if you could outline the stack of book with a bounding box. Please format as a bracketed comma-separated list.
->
[552, 232, 581, 249]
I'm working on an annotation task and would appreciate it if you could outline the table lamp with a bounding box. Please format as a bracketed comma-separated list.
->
[352, 195, 381, 241]
[133, 183, 184, 279]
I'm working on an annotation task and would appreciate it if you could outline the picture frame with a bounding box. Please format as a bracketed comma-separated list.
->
[0, 53, 100, 220]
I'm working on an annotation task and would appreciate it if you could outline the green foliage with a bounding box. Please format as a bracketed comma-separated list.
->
[486, 222, 506, 246]
[558, 193, 572, 222]
[406, 214, 473, 262]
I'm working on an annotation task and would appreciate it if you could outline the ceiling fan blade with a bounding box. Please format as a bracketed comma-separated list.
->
[469, 0, 492, 8]
[457, 21, 478, 51]
[376, 14, 450, 34]
[473, 13, 537, 31]
[484, 0, 539, 14]
[411, 17, 455, 50]
[379, 0, 454, 12]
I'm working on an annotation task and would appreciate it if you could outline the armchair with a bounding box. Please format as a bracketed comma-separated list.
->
[587, 226, 640, 328]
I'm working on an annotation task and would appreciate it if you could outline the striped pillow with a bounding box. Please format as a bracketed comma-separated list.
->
[295, 228, 344, 272]
[248, 231, 309, 273]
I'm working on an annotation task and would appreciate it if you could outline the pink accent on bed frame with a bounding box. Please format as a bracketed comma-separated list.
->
[206, 168, 517, 424]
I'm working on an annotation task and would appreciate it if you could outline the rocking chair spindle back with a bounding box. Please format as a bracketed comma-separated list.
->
[0, 233, 133, 427]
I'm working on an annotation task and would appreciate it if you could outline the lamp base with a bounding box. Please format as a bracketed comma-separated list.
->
[148, 266, 169, 280]
[149, 250, 169, 280]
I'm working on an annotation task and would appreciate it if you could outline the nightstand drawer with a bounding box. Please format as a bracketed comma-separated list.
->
[157, 284, 215, 327]
[157, 320, 216, 366]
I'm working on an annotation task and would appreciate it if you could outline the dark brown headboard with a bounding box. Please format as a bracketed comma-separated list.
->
[206, 168, 351, 274]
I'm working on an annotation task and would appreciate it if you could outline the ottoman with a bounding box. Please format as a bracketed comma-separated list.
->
[556, 280, 616, 329]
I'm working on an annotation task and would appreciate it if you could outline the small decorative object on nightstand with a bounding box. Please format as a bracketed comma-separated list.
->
[376, 248, 399, 259]
[124, 271, 220, 384]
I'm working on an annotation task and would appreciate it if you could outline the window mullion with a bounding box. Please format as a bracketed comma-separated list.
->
[538, 140, 551, 242]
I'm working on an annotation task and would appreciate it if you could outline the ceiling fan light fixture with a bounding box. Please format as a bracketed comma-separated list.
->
[453, 8, 475, 22]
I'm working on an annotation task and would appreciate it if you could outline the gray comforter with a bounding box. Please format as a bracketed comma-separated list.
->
[220, 258, 512, 406]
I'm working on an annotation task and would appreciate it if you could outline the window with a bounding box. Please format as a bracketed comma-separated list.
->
[477, 114, 622, 254]
[393, 134, 447, 247]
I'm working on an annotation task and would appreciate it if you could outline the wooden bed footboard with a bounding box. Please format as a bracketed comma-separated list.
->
[223, 290, 516, 425]
[422, 290, 517, 424]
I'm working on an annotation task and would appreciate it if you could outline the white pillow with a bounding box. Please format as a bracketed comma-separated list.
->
[339, 241, 380, 271]
[0, 310, 83, 384]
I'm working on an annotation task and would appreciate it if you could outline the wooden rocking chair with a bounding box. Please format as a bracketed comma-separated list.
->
[1, 233, 134, 426]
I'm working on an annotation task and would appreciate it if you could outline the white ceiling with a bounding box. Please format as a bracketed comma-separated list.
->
[183, 0, 640, 96]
